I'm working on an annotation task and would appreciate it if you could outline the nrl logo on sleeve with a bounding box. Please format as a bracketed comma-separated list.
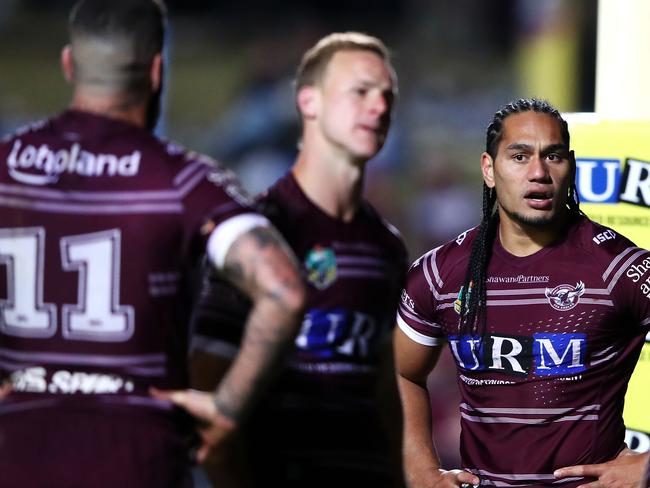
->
[545, 281, 585, 311]
[304, 245, 337, 289]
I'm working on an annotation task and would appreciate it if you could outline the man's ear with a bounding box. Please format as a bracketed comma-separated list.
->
[296, 85, 319, 120]
[61, 45, 74, 83]
[150, 53, 163, 92]
[481, 152, 496, 188]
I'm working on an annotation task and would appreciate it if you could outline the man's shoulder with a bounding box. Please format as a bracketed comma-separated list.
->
[358, 200, 408, 254]
[408, 226, 478, 281]
[0, 117, 50, 145]
[571, 215, 640, 261]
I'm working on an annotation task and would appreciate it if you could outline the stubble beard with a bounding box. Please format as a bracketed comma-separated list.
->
[500, 204, 561, 229]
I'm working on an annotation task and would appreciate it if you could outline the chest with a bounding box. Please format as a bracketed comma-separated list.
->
[439, 265, 627, 378]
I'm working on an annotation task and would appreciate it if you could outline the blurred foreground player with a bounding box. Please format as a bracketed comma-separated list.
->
[191, 32, 408, 487]
[394, 98, 650, 487]
[0, 1, 305, 486]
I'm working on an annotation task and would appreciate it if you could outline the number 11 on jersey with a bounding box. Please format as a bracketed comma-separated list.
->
[0, 227, 134, 342]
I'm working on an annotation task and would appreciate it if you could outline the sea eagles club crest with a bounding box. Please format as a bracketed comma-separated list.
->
[304, 245, 337, 289]
[545, 281, 585, 311]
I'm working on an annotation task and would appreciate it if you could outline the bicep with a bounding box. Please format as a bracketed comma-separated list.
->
[394, 326, 444, 386]
[221, 225, 303, 308]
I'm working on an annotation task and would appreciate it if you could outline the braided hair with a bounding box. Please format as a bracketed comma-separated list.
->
[457, 98, 582, 338]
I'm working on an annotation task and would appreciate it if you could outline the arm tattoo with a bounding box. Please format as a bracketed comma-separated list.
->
[214, 224, 304, 424]
[248, 227, 279, 247]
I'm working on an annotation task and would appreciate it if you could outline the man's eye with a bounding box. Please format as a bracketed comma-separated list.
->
[514, 154, 525, 162]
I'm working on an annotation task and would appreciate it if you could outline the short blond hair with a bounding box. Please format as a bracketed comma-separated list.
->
[295, 32, 393, 92]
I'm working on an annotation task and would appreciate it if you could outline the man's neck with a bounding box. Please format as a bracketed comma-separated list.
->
[69, 89, 147, 129]
[292, 150, 365, 222]
[497, 211, 571, 257]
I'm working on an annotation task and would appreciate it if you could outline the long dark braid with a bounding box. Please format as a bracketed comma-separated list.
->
[458, 98, 582, 338]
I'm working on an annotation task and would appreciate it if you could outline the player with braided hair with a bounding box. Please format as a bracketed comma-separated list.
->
[394, 98, 650, 487]
[459, 99, 583, 340]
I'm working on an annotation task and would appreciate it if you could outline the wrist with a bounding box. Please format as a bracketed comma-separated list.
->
[211, 394, 238, 433]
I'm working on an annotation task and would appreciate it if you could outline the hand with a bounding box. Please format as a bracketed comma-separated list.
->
[407, 467, 480, 488]
[150, 387, 237, 463]
[554, 448, 649, 488]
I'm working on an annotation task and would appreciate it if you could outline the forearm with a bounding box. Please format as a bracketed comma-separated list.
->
[212, 224, 305, 425]
[398, 374, 442, 483]
[212, 292, 302, 425]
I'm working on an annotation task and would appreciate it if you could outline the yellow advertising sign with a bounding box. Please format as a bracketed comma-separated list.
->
[566, 113, 650, 441]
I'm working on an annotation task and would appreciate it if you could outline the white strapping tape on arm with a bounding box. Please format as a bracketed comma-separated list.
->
[206, 213, 271, 270]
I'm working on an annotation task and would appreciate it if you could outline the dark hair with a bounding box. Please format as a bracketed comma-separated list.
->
[458, 98, 581, 337]
[69, 0, 166, 94]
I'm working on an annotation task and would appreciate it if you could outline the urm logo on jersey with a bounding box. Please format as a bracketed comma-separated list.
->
[576, 157, 650, 208]
[448, 332, 587, 377]
[295, 308, 377, 359]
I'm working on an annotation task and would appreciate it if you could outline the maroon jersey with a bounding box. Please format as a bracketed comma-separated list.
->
[0, 110, 256, 485]
[193, 172, 408, 483]
[398, 216, 650, 487]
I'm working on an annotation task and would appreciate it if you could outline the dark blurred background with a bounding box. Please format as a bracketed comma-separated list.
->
[0, 0, 598, 467]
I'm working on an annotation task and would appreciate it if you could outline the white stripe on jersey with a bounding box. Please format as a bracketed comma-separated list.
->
[460, 403, 600, 415]
[0, 347, 164, 366]
[398, 303, 440, 328]
[337, 269, 387, 279]
[477, 478, 583, 487]
[468, 468, 583, 486]
[606, 248, 647, 292]
[603, 246, 640, 281]
[396, 315, 442, 346]
[172, 159, 205, 186]
[0, 195, 183, 214]
[460, 412, 599, 424]
[459, 402, 600, 424]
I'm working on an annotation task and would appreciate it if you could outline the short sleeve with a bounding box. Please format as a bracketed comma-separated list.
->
[396, 249, 446, 346]
[176, 155, 259, 262]
[604, 246, 650, 333]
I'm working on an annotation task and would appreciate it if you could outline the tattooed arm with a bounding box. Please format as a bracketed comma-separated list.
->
[152, 223, 305, 462]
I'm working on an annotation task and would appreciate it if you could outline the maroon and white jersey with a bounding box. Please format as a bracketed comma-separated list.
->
[195, 171, 408, 403]
[193, 172, 408, 482]
[398, 216, 650, 487]
[0, 111, 260, 422]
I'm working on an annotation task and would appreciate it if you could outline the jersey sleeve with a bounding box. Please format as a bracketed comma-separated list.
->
[396, 248, 445, 346]
[175, 153, 267, 268]
[605, 244, 650, 333]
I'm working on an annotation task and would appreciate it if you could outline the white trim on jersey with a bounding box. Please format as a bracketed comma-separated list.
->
[206, 213, 271, 270]
[396, 315, 442, 346]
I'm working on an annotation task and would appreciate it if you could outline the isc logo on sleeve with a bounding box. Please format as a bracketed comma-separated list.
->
[448, 333, 587, 377]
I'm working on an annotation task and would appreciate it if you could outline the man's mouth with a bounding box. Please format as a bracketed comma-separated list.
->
[524, 190, 553, 209]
